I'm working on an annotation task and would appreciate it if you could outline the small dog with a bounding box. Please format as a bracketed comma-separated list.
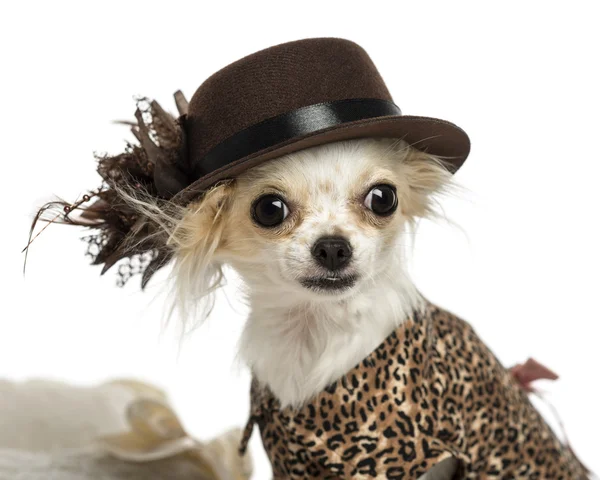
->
[136, 137, 585, 479]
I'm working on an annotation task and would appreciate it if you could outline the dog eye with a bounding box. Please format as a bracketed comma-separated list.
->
[364, 184, 398, 216]
[252, 194, 290, 227]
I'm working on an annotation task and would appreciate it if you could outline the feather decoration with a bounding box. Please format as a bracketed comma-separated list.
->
[24, 92, 192, 288]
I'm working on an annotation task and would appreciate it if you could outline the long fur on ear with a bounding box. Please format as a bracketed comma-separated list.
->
[25, 95, 190, 288]
[111, 180, 236, 332]
[166, 181, 236, 332]
[389, 140, 458, 224]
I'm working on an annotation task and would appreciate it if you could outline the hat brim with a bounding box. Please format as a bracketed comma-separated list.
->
[172, 114, 470, 204]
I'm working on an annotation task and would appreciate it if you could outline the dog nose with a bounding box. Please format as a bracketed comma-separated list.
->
[311, 236, 352, 271]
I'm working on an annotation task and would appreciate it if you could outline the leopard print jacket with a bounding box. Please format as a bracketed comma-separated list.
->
[239, 301, 588, 479]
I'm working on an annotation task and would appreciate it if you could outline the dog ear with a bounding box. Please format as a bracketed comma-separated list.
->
[395, 148, 454, 219]
[171, 180, 236, 256]
[166, 181, 237, 326]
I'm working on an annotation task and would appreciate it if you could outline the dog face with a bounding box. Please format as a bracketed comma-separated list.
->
[172, 138, 452, 305]
[224, 140, 409, 300]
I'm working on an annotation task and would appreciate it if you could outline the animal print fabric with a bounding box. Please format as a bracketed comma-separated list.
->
[240, 302, 587, 479]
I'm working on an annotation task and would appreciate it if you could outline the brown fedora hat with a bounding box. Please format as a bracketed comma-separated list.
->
[168, 37, 470, 203]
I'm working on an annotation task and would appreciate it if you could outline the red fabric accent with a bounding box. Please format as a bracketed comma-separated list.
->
[510, 358, 591, 476]
[509, 357, 559, 393]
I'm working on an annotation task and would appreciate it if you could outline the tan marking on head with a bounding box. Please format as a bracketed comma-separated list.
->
[318, 179, 335, 195]
[214, 171, 307, 261]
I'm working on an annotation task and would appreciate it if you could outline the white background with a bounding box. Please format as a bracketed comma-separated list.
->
[1, 1, 598, 478]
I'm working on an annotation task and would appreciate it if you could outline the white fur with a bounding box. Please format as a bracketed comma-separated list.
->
[239, 255, 423, 408]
